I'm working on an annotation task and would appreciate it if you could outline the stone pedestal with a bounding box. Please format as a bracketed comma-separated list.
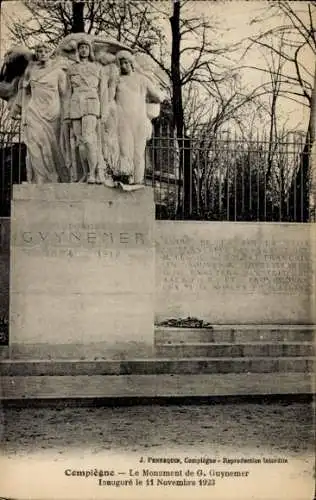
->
[9, 184, 155, 358]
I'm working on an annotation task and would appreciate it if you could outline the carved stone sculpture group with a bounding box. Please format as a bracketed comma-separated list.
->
[0, 34, 164, 189]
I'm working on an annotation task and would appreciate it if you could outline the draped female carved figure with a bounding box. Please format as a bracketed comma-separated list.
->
[12, 44, 68, 183]
[102, 51, 164, 188]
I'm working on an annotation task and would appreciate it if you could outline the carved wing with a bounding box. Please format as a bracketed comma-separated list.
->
[55, 33, 133, 64]
[0, 45, 33, 102]
[93, 36, 133, 55]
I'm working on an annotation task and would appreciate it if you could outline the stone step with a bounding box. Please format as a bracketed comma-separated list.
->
[0, 341, 155, 360]
[2, 340, 313, 361]
[1, 326, 315, 360]
[155, 326, 316, 344]
[155, 342, 315, 358]
[0, 373, 313, 403]
[0, 356, 314, 376]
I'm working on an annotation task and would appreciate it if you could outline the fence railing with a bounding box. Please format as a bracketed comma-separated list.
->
[0, 131, 312, 222]
[147, 132, 312, 222]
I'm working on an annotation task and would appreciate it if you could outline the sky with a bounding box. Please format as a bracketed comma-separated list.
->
[0, 0, 314, 133]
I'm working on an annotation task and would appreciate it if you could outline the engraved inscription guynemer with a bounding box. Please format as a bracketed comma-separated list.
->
[12, 226, 147, 247]
[156, 233, 311, 295]
[12, 226, 148, 259]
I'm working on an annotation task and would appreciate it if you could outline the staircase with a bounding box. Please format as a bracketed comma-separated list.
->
[0, 325, 314, 404]
[155, 325, 315, 373]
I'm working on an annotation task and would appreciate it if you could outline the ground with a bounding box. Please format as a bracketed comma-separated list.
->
[1, 401, 314, 457]
[0, 401, 314, 499]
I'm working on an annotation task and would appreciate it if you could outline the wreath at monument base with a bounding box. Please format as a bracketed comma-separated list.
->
[156, 317, 213, 329]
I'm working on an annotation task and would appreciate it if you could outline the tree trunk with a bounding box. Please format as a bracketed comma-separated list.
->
[308, 61, 316, 220]
[170, 1, 183, 136]
[309, 61, 316, 145]
[72, 0, 85, 33]
[288, 65, 316, 222]
[170, 0, 191, 218]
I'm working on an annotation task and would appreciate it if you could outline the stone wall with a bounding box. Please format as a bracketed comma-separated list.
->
[0, 217, 314, 328]
[0, 218, 10, 318]
[155, 221, 315, 325]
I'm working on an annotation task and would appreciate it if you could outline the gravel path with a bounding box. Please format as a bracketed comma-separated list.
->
[1, 401, 314, 457]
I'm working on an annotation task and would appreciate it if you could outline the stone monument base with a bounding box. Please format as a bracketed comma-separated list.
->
[9, 184, 155, 358]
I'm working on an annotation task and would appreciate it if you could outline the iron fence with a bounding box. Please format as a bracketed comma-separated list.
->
[0, 130, 312, 222]
[0, 130, 26, 217]
[147, 131, 312, 222]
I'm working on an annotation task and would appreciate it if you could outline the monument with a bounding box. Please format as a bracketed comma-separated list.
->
[0, 34, 164, 358]
[0, 34, 313, 380]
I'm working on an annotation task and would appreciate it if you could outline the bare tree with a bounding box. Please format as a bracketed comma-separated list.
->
[242, 0, 316, 220]
[6, 0, 275, 219]
[6, 0, 163, 50]
[245, 1, 315, 136]
[0, 99, 20, 143]
[6, 0, 240, 216]
[7, 1, 238, 124]
[259, 33, 287, 179]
